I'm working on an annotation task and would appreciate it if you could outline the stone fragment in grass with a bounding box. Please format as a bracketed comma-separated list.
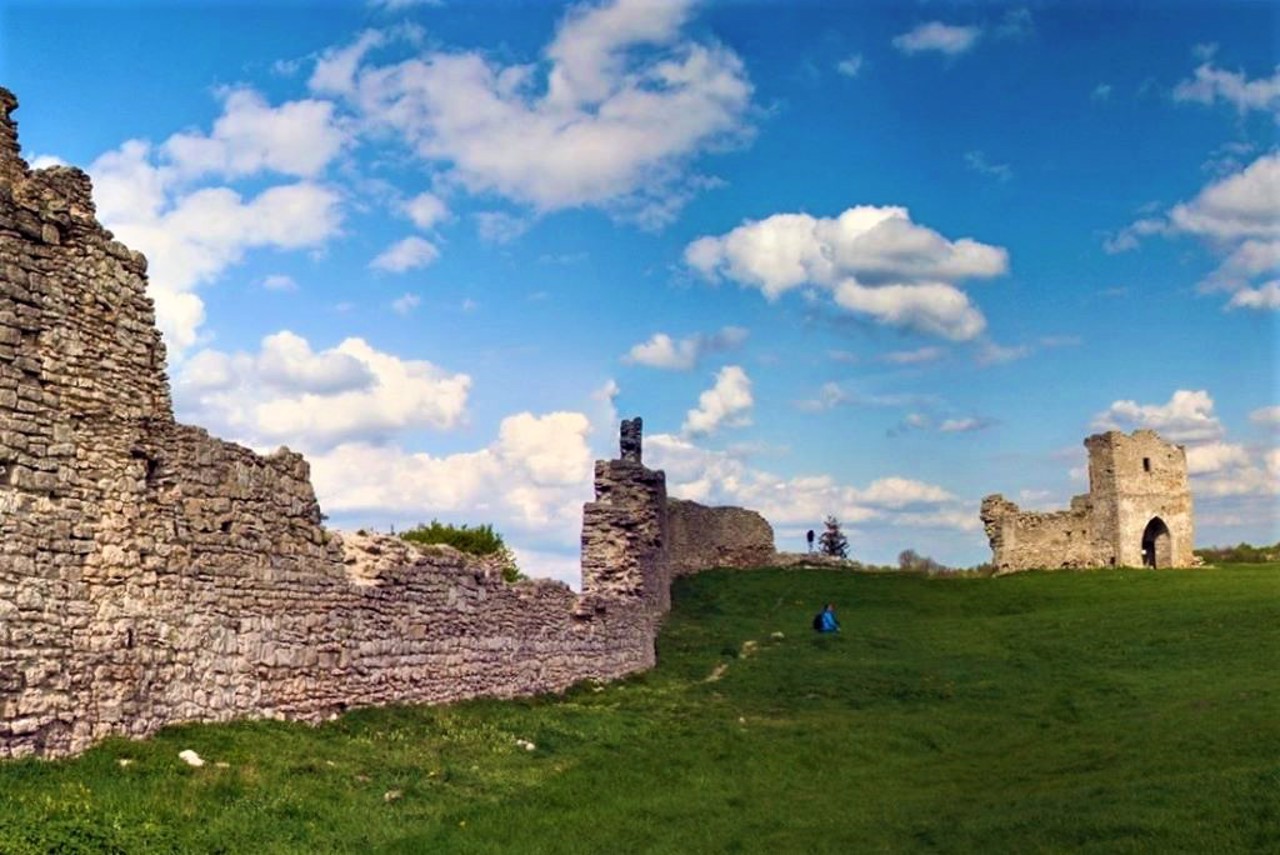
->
[179, 749, 205, 767]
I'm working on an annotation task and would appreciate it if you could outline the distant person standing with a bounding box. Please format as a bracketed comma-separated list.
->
[806, 529, 815, 553]
[812, 603, 840, 633]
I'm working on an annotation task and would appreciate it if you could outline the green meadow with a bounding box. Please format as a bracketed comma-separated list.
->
[1, 563, 1276, 854]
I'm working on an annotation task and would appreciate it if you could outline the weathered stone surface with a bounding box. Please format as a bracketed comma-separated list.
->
[981, 429, 1196, 573]
[0, 88, 780, 760]
[666, 498, 775, 576]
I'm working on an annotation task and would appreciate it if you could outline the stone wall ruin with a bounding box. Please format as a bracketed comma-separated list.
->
[0, 88, 776, 758]
[981, 429, 1195, 573]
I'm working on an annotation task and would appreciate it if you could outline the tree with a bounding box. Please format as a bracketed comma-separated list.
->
[818, 515, 848, 559]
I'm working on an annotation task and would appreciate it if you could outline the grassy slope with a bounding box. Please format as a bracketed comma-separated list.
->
[0, 564, 1276, 854]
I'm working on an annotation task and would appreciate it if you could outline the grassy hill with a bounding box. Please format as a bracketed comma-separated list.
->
[1, 564, 1276, 853]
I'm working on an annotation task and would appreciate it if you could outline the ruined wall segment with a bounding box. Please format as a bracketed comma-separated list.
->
[665, 498, 775, 576]
[0, 88, 664, 758]
[981, 429, 1195, 573]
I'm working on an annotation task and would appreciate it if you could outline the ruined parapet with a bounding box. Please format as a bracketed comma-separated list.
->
[981, 429, 1195, 573]
[980, 493, 1097, 574]
[580, 419, 671, 614]
[620, 416, 642, 463]
[666, 498, 775, 576]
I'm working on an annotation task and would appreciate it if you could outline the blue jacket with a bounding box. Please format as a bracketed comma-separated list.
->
[818, 610, 840, 633]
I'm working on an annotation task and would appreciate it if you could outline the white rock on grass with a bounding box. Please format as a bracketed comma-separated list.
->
[179, 749, 205, 767]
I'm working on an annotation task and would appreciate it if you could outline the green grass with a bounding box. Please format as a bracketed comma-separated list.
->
[1, 563, 1277, 853]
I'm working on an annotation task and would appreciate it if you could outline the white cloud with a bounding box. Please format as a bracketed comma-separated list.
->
[646, 432, 973, 535]
[403, 191, 448, 229]
[90, 139, 342, 352]
[685, 205, 1006, 341]
[1185, 441, 1250, 476]
[964, 150, 1012, 182]
[310, 29, 389, 97]
[892, 22, 982, 57]
[474, 211, 532, 244]
[307, 409, 601, 584]
[1173, 62, 1280, 118]
[320, 0, 752, 226]
[30, 153, 68, 169]
[1091, 389, 1224, 444]
[1109, 153, 1280, 309]
[1167, 153, 1280, 242]
[86, 87, 349, 353]
[1092, 83, 1112, 102]
[176, 332, 471, 451]
[391, 293, 422, 315]
[1227, 280, 1280, 310]
[880, 346, 945, 365]
[371, 236, 439, 272]
[162, 88, 347, 180]
[974, 340, 1031, 366]
[938, 417, 991, 433]
[623, 326, 748, 370]
[1249, 405, 1280, 427]
[837, 280, 987, 341]
[683, 365, 753, 436]
[836, 54, 863, 78]
[261, 274, 299, 292]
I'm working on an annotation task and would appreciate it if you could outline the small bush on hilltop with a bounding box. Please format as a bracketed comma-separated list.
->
[1195, 541, 1279, 564]
[402, 520, 524, 582]
[818, 515, 849, 559]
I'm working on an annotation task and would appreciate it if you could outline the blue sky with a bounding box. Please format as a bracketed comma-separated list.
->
[2, 0, 1276, 583]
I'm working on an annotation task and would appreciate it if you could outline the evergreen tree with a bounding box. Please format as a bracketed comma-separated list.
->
[819, 515, 848, 559]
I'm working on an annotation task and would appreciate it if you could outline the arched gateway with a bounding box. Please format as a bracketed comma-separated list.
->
[1142, 517, 1172, 568]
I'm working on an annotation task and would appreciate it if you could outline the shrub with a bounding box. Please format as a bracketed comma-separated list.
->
[1194, 541, 1280, 564]
[818, 516, 849, 559]
[401, 520, 524, 582]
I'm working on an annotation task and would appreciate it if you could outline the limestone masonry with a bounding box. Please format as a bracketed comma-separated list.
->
[981, 429, 1195, 573]
[0, 88, 776, 758]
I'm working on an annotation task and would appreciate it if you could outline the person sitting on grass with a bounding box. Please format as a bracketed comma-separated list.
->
[812, 603, 840, 633]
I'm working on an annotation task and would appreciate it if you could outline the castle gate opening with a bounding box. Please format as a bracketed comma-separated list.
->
[1142, 517, 1171, 568]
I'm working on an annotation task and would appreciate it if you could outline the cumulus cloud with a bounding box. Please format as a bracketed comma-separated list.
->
[176, 331, 470, 451]
[892, 22, 982, 56]
[646, 432, 975, 536]
[683, 365, 753, 436]
[162, 88, 348, 180]
[1091, 389, 1225, 444]
[371, 236, 440, 272]
[307, 409, 599, 584]
[1107, 153, 1280, 309]
[623, 326, 748, 370]
[87, 88, 347, 353]
[403, 191, 448, 229]
[321, 0, 753, 226]
[685, 205, 1006, 340]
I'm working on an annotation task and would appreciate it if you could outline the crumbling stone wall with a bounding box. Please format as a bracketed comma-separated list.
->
[981, 429, 1195, 573]
[665, 498, 775, 576]
[0, 88, 668, 758]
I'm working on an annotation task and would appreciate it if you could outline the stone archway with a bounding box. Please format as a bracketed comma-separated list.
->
[1142, 517, 1172, 568]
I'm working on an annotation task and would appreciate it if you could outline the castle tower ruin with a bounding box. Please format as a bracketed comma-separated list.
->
[981, 429, 1195, 573]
